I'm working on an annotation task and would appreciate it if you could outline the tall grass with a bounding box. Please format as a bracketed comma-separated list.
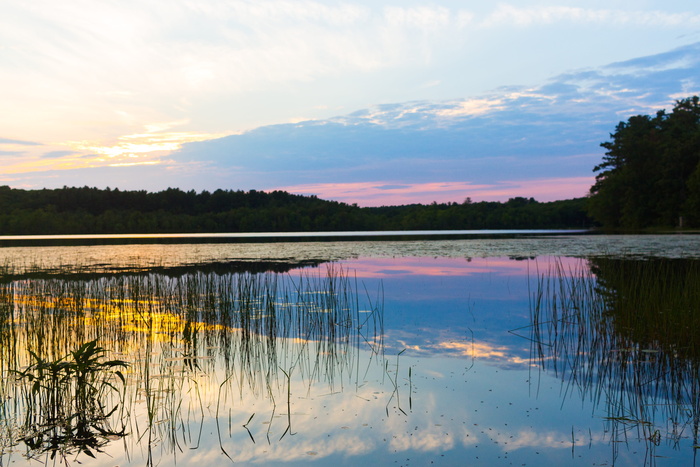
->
[0, 264, 383, 463]
[530, 257, 700, 463]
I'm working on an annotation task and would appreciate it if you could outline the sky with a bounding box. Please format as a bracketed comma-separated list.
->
[2, 1, 700, 206]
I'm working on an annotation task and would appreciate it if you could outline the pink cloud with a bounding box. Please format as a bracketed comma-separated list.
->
[273, 177, 594, 207]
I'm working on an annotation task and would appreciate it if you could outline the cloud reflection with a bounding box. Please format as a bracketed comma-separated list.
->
[438, 341, 529, 365]
[343, 256, 572, 279]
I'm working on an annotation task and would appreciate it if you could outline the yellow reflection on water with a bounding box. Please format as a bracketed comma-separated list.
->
[438, 341, 529, 365]
[0, 267, 387, 465]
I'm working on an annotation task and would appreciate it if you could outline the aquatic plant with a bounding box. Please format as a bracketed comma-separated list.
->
[529, 257, 700, 465]
[0, 264, 384, 464]
[9, 340, 128, 461]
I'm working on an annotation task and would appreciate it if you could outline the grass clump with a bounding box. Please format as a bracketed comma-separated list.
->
[10, 339, 128, 461]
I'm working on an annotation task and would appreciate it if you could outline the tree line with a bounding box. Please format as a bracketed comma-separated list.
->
[588, 96, 700, 229]
[0, 185, 590, 235]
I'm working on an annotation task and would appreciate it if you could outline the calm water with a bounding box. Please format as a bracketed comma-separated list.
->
[1, 232, 699, 466]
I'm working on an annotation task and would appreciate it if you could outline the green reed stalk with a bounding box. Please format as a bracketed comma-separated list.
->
[530, 257, 700, 458]
[1, 262, 384, 463]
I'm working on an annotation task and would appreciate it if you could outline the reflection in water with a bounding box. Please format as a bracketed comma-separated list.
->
[1, 233, 698, 278]
[0, 265, 383, 465]
[530, 257, 700, 465]
[9, 340, 128, 461]
[3, 237, 700, 465]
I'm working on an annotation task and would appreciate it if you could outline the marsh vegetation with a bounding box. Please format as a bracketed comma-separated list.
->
[0, 264, 383, 464]
[530, 257, 700, 464]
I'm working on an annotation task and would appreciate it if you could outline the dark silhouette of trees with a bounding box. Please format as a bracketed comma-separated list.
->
[0, 186, 590, 235]
[589, 96, 700, 229]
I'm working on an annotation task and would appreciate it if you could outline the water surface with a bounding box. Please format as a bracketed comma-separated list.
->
[1, 233, 699, 466]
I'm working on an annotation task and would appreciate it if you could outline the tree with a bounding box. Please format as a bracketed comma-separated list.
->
[588, 97, 700, 229]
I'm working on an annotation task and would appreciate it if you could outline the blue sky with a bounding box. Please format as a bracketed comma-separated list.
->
[2, 1, 700, 205]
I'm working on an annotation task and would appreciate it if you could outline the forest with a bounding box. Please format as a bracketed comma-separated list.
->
[588, 96, 700, 229]
[0, 185, 589, 235]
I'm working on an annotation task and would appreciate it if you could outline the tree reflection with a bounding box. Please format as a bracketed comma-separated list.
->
[530, 257, 700, 465]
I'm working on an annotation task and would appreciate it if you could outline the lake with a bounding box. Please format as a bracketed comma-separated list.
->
[1, 232, 699, 466]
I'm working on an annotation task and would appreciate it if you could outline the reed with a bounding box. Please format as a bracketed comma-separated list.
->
[530, 257, 700, 462]
[9, 340, 128, 461]
[0, 263, 384, 463]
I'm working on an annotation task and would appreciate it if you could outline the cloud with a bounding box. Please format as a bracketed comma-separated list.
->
[0, 137, 41, 146]
[69, 130, 225, 160]
[384, 6, 451, 29]
[171, 91, 606, 190]
[0, 2, 476, 145]
[3, 17, 700, 206]
[41, 150, 78, 159]
[272, 178, 594, 206]
[6, 1, 698, 146]
[604, 41, 700, 75]
[480, 5, 700, 28]
[162, 40, 700, 204]
[3, 1, 447, 95]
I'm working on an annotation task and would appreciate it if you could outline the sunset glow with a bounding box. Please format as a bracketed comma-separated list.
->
[274, 177, 594, 206]
[2, 1, 699, 202]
